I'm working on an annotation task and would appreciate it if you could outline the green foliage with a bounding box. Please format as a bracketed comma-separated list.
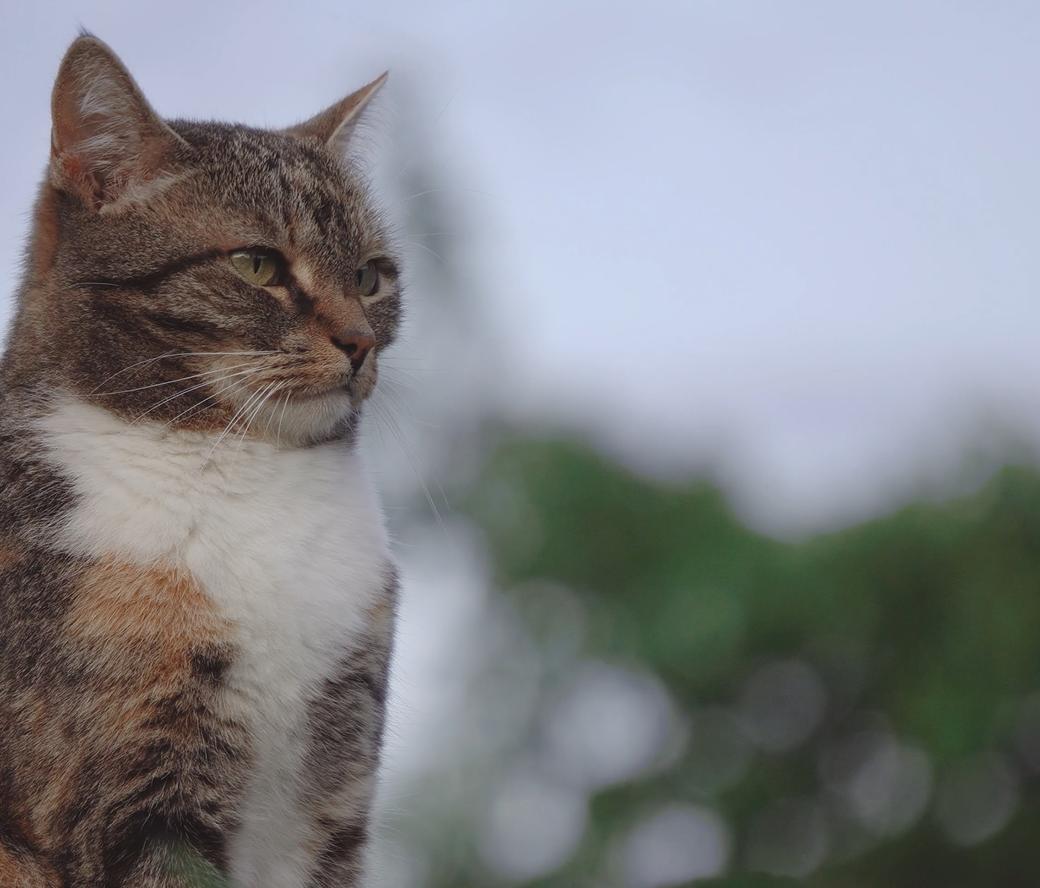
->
[422, 436, 1040, 887]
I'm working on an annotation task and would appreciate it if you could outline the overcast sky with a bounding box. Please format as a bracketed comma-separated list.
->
[2, 1, 1038, 531]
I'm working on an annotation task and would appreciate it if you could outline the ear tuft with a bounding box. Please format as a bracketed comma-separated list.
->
[50, 35, 183, 208]
[286, 71, 388, 152]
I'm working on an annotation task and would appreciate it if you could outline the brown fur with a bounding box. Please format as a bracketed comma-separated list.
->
[0, 34, 401, 887]
[3, 557, 248, 884]
[0, 844, 60, 888]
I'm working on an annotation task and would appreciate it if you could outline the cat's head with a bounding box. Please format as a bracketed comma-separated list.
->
[4, 35, 401, 446]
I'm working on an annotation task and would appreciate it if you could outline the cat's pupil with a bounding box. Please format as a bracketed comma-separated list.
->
[252, 254, 262, 275]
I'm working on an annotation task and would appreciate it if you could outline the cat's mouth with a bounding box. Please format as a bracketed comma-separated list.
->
[342, 361, 378, 403]
[210, 352, 378, 445]
[289, 369, 376, 409]
[346, 373, 376, 402]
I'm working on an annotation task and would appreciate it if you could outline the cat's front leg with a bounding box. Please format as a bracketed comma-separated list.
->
[302, 573, 398, 888]
[305, 819, 369, 888]
[50, 740, 245, 888]
[38, 562, 249, 887]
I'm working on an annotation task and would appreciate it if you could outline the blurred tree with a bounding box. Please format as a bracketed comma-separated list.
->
[353, 66, 1040, 888]
[390, 434, 1040, 888]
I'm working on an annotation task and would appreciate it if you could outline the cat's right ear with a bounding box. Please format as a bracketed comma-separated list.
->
[285, 72, 388, 153]
[50, 35, 185, 209]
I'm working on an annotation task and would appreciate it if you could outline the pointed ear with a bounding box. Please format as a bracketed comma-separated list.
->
[285, 72, 388, 151]
[50, 35, 185, 208]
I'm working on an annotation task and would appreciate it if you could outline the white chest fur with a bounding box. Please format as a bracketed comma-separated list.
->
[36, 398, 391, 886]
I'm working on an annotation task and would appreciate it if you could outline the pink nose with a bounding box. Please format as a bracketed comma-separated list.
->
[331, 332, 375, 371]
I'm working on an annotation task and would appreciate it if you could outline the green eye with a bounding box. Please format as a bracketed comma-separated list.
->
[230, 249, 284, 287]
[355, 260, 380, 297]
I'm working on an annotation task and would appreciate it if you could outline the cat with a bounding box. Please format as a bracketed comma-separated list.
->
[0, 34, 402, 888]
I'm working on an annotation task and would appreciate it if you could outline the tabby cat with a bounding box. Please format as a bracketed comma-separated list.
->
[0, 34, 402, 887]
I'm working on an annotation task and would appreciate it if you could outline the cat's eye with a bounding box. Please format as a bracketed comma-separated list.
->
[229, 249, 285, 287]
[355, 261, 380, 297]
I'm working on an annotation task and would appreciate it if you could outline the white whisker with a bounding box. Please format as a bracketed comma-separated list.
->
[95, 361, 259, 396]
[159, 373, 259, 430]
[205, 384, 271, 464]
[276, 391, 291, 446]
[131, 368, 262, 424]
[404, 240, 447, 265]
[368, 390, 447, 528]
[232, 383, 280, 455]
[403, 186, 488, 202]
[262, 386, 286, 440]
[91, 350, 277, 393]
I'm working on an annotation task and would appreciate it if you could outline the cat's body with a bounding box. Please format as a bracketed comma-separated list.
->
[0, 36, 401, 887]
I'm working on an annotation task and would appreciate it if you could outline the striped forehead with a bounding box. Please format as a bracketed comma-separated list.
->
[178, 122, 369, 268]
[243, 133, 359, 244]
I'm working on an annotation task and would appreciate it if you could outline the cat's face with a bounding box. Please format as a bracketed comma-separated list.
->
[6, 36, 400, 446]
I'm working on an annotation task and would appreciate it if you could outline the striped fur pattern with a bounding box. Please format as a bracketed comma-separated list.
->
[0, 35, 401, 887]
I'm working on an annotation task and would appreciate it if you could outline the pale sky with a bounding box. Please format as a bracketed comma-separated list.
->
[2, 1, 1039, 531]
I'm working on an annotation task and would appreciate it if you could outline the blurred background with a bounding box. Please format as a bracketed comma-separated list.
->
[3, 2, 1040, 885]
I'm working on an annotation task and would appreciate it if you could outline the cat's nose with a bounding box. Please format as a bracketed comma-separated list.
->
[331, 331, 376, 371]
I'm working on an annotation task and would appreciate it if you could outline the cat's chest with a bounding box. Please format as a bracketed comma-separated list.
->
[39, 399, 390, 671]
[176, 445, 388, 664]
[40, 399, 392, 883]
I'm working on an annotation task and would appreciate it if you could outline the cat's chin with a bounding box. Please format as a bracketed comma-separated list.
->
[216, 356, 376, 447]
[269, 387, 360, 446]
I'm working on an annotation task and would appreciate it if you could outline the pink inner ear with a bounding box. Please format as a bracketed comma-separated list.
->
[49, 35, 180, 206]
[51, 129, 104, 206]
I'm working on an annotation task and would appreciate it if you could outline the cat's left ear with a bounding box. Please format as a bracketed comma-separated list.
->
[285, 72, 388, 151]
[50, 35, 186, 209]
